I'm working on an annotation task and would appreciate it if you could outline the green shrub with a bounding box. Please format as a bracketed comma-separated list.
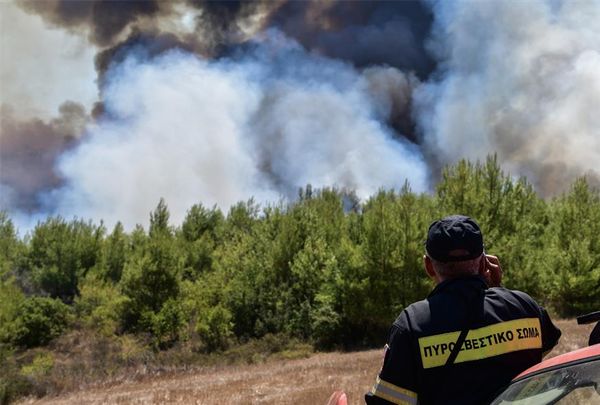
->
[20, 352, 54, 377]
[310, 293, 341, 349]
[26, 218, 104, 302]
[8, 297, 72, 348]
[152, 299, 184, 350]
[196, 305, 233, 352]
[75, 274, 127, 335]
[118, 235, 181, 334]
[0, 280, 25, 345]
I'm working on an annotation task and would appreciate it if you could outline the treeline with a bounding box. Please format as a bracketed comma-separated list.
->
[1, 156, 599, 360]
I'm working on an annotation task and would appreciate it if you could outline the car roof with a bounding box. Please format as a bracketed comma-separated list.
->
[514, 343, 600, 380]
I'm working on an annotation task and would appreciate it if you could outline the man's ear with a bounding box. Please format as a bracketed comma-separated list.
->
[478, 255, 486, 274]
[424, 255, 436, 279]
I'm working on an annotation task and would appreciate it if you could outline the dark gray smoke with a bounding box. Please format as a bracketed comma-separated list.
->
[19, 0, 161, 46]
[268, 1, 435, 78]
[0, 102, 87, 212]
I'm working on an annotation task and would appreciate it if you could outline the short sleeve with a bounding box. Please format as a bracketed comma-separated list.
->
[539, 306, 561, 355]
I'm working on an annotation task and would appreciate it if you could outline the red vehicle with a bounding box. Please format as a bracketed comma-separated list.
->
[489, 343, 600, 404]
[490, 311, 600, 404]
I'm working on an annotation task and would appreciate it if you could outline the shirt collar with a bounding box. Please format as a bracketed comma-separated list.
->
[428, 275, 488, 297]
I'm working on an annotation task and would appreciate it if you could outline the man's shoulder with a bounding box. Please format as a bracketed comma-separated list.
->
[489, 286, 539, 304]
[486, 286, 546, 319]
[392, 298, 430, 329]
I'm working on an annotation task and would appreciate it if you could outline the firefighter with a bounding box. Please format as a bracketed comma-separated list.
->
[365, 215, 561, 405]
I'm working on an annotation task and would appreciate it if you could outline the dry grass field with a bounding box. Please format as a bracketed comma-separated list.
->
[19, 319, 595, 405]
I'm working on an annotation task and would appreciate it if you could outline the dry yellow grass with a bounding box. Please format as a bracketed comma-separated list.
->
[19, 319, 595, 405]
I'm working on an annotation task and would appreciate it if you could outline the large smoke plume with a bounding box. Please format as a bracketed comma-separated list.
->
[51, 36, 427, 227]
[1, 0, 599, 231]
[415, 0, 600, 192]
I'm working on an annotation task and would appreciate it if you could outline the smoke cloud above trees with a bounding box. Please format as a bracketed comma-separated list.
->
[1, 0, 599, 230]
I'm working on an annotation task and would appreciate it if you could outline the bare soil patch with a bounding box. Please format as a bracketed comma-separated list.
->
[19, 319, 594, 405]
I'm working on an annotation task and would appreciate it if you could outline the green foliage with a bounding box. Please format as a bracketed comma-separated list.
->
[119, 235, 182, 335]
[151, 298, 185, 350]
[180, 275, 230, 351]
[225, 199, 260, 237]
[288, 235, 338, 339]
[310, 292, 341, 349]
[102, 222, 128, 283]
[216, 218, 279, 338]
[26, 217, 104, 302]
[196, 304, 234, 352]
[0, 212, 23, 278]
[20, 352, 54, 377]
[179, 204, 223, 279]
[181, 204, 224, 242]
[149, 198, 173, 238]
[3, 155, 600, 376]
[0, 280, 25, 344]
[342, 188, 434, 341]
[118, 204, 182, 341]
[6, 297, 72, 348]
[75, 273, 127, 335]
[546, 178, 600, 314]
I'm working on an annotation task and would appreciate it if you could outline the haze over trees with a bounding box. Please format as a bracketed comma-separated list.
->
[1, 156, 599, 401]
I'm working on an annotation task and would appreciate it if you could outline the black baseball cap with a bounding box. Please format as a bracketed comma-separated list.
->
[425, 215, 484, 262]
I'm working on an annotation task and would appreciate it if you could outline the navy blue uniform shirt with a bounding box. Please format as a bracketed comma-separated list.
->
[365, 276, 561, 405]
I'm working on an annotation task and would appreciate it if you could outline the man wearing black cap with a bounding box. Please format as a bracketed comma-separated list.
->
[365, 215, 561, 405]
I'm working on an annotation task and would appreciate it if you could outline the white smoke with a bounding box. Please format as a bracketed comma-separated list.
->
[51, 34, 427, 228]
[0, 1, 97, 120]
[415, 0, 600, 195]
